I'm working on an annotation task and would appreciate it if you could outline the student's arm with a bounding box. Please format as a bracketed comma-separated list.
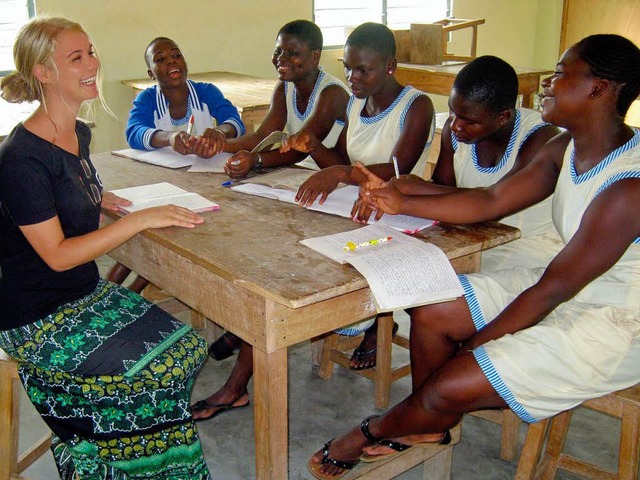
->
[431, 119, 457, 186]
[464, 174, 640, 349]
[125, 88, 163, 150]
[225, 83, 350, 178]
[202, 83, 245, 138]
[359, 132, 571, 222]
[294, 93, 436, 206]
[20, 206, 203, 272]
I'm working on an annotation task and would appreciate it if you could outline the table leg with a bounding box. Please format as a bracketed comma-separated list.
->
[253, 346, 288, 480]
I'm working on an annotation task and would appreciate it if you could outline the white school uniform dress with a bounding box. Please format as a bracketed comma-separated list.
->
[461, 129, 640, 423]
[346, 86, 435, 177]
[336, 86, 435, 336]
[283, 68, 348, 170]
[453, 108, 563, 271]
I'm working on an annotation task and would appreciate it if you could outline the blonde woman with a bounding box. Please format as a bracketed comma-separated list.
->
[0, 17, 211, 478]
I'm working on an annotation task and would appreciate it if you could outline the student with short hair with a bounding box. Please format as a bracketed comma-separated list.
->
[281, 22, 436, 370]
[191, 19, 350, 420]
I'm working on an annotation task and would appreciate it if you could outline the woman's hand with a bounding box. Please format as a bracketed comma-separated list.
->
[187, 128, 226, 158]
[355, 163, 405, 215]
[133, 204, 204, 230]
[224, 150, 257, 179]
[295, 169, 341, 207]
[280, 130, 320, 154]
[169, 131, 193, 155]
[101, 191, 132, 212]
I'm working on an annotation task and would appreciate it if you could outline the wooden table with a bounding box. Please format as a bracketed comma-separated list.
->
[94, 152, 519, 479]
[396, 62, 552, 108]
[121, 71, 277, 132]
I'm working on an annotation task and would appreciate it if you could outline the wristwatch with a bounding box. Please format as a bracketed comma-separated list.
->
[254, 153, 264, 171]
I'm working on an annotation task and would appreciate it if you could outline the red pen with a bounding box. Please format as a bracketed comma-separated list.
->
[186, 114, 195, 136]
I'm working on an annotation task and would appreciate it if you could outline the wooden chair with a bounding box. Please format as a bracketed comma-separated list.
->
[392, 18, 485, 65]
[318, 314, 522, 461]
[515, 383, 640, 480]
[0, 349, 52, 480]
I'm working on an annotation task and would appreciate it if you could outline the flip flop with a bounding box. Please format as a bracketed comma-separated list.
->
[208, 331, 242, 360]
[308, 415, 383, 479]
[307, 440, 358, 480]
[191, 390, 250, 422]
[349, 322, 399, 371]
[360, 429, 452, 463]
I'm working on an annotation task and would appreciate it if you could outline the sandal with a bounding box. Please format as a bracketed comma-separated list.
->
[191, 390, 250, 422]
[349, 322, 399, 371]
[308, 415, 383, 479]
[360, 429, 452, 463]
[208, 331, 242, 360]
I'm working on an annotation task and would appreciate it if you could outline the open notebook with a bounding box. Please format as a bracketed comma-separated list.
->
[301, 223, 463, 312]
[231, 168, 436, 234]
[110, 182, 219, 214]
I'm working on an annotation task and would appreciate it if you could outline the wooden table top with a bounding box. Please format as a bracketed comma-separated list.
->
[94, 152, 519, 310]
[121, 71, 277, 112]
[397, 62, 552, 77]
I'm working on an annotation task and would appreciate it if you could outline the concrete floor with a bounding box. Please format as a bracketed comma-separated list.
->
[17, 258, 625, 479]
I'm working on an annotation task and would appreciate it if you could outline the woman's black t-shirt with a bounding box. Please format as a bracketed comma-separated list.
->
[0, 121, 102, 329]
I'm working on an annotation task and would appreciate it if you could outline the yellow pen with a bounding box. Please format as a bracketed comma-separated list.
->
[343, 236, 393, 252]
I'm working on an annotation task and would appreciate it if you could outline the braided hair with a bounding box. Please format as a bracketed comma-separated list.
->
[575, 34, 640, 117]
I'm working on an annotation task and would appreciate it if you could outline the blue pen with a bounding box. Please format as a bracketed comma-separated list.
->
[221, 180, 236, 187]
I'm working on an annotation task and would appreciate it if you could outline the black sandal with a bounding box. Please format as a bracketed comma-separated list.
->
[307, 415, 383, 479]
[208, 331, 242, 360]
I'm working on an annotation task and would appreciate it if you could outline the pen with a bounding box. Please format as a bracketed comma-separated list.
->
[343, 236, 392, 252]
[392, 155, 400, 179]
[186, 114, 195, 136]
[221, 180, 237, 187]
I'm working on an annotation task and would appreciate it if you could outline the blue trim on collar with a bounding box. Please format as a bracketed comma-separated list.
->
[471, 109, 521, 174]
[570, 129, 640, 185]
[358, 86, 413, 125]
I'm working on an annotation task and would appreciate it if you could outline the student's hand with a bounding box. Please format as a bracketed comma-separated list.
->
[193, 127, 226, 158]
[101, 191, 132, 212]
[169, 131, 193, 155]
[133, 204, 204, 229]
[280, 130, 320, 154]
[224, 150, 257, 179]
[356, 163, 404, 215]
[295, 169, 340, 207]
[351, 189, 383, 224]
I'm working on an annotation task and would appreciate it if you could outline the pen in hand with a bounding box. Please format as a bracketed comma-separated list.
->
[392, 155, 400, 179]
[186, 114, 195, 136]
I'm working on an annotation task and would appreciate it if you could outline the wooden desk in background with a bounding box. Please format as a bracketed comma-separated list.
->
[396, 62, 552, 108]
[121, 71, 277, 132]
[95, 152, 519, 480]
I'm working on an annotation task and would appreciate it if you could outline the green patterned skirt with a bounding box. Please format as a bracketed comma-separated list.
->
[0, 280, 211, 479]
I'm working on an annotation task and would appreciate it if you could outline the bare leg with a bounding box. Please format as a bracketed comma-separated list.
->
[310, 353, 507, 477]
[349, 316, 379, 370]
[408, 297, 476, 391]
[191, 340, 253, 420]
